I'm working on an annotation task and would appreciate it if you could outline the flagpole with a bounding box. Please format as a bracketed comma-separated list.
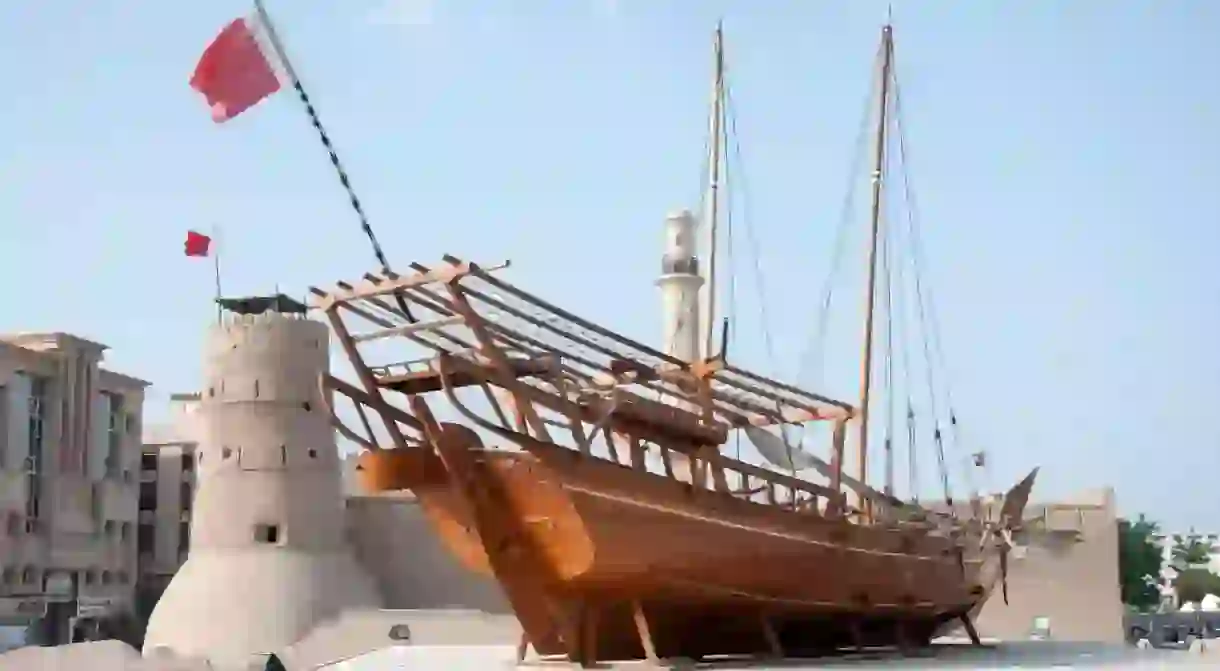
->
[212, 225, 224, 324]
[250, 0, 415, 321]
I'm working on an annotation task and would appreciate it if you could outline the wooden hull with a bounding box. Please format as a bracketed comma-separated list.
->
[362, 443, 1000, 660]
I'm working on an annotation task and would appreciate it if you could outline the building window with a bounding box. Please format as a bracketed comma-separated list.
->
[28, 375, 46, 462]
[0, 385, 6, 469]
[179, 521, 190, 556]
[180, 482, 192, 513]
[26, 375, 46, 522]
[388, 624, 412, 641]
[121, 522, 132, 541]
[141, 453, 158, 471]
[105, 392, 124, 478]
[24, 473, 39, 521]
[139, 482, 157, 511]
[253, 524, 280, 544]
[101, 570, 111, 585]
[137, 524, 154, 555]
[84, 570, 96, 585]
[181, 453, 194, 472]
[1, 568, 14, 585]
[21, 566, 35, 584]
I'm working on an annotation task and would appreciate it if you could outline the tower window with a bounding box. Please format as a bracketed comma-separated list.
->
[253, 523, 280, 544]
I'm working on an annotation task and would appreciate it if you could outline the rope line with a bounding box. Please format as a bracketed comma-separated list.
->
[284, 75, 416, 321]
[889, 48, 956, 508]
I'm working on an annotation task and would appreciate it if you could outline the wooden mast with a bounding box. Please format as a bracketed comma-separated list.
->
[702, 22, 726, 361]
[856, 24, 894, 516]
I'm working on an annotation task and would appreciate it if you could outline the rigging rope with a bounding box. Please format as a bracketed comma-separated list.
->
[880, 179, 896, 496]
[723, 84, 780, 378]
[887, 130, 919, 502]
[888, 53, 957, 509]
[790, 75, 878, 409]
[793, 44, 885, 449]
[284, 75, 416, 322]
[723, 79, 800, 478]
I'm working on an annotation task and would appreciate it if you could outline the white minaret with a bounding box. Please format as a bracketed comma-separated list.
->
[656, 209, 704, 363]
[143, 300, 380, 667]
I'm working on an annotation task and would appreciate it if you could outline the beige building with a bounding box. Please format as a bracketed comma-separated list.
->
[0, 333, 148, 643]
[136, 397, 199, 599]
[974, 487, 1125, 642]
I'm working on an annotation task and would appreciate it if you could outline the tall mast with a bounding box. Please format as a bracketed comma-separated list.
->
[702, 22, 726, 360]
[856, 24, 894, 513]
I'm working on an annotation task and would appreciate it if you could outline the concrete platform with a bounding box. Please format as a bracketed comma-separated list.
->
[316, 641, 1213, 670]
[3, 636, 1213, 670]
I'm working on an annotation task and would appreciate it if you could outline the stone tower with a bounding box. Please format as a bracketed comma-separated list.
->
[656, 209, 704, 363]
[143, 296, 380, 667]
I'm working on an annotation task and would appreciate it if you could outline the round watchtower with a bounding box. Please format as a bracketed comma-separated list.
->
[143, 295, 380, 668]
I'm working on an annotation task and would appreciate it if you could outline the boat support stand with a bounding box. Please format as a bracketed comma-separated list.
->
[959, 613, 983, 646]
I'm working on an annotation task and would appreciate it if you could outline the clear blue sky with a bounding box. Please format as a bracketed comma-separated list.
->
[2, 1, 1217, 530]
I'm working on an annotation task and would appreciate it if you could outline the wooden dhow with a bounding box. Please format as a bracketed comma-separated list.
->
[310, 22, 1037, 667]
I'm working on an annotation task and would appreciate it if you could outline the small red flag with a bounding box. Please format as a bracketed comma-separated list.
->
[184, 231, 212, 257]
[190, 15, 283, 123]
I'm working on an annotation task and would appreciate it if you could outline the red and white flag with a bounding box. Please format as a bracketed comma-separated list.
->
[190, 11, 287, 123]
[184, 230, 213, 257]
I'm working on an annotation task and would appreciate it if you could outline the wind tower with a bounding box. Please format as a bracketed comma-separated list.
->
[143, 295, 380, 668]
[656, 209, 704, 363]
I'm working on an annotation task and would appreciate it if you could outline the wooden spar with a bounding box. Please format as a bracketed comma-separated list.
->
[376, 355, 558, 395]
[312, 260, 510, 310]
[702, 22, 726, 360]
[856, 25, 895, 515]
[344, 265, 840, 433]
[404, 259, 852, 426]
[312, 262, 855, 443]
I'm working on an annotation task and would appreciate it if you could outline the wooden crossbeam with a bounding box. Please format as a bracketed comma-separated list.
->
[376, 355, 558, 395]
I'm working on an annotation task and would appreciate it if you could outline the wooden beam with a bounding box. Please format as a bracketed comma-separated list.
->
[323, 307, 413, 452]
[743, 405, 853, 426]
[959, 614, 983, 646]
[590, 393, 729, 447]
[321, 373, 424, 433]
[630, 600, 658, 663]
[377, 355, 557, 395]
[443, 353, 728, 454]
[311, 261, 509, 310]
[724, 362, 855, 412]
[760, 612, 783, 658]
[350, 315, 464, 343]
[444, 284, 554, 444]
[410, 263, 777, 428]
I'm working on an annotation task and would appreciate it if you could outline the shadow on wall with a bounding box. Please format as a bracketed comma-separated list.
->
[344, 496, 512, 614]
